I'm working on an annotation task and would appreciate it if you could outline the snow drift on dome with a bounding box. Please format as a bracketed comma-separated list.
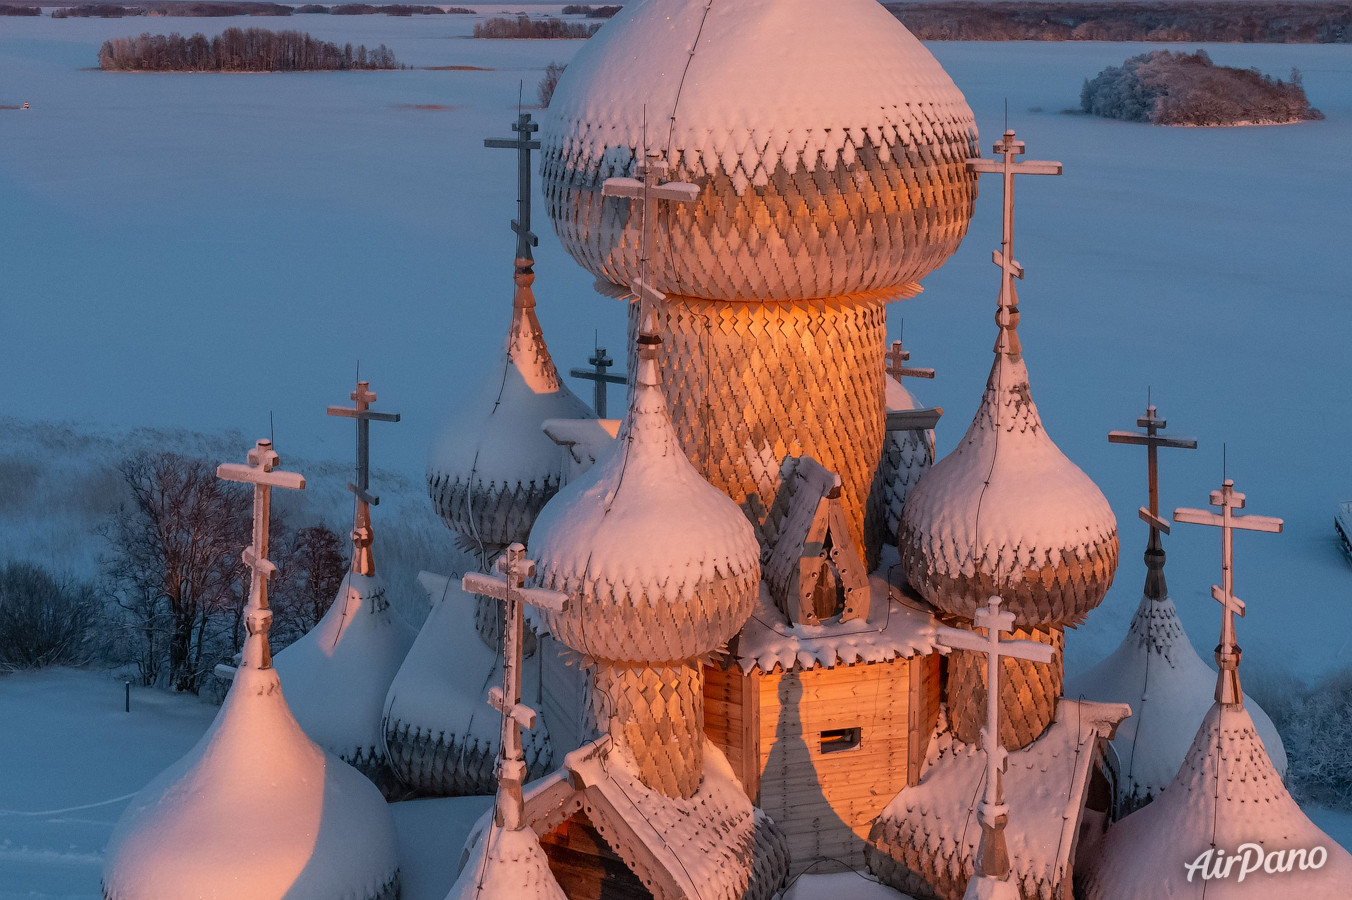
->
[1082, 702, 1352, 900]
[529, 349, 761, 663]
[446, 823, 566, 900]
[427, 270, 591, 550]
[102, 662, 398, 900]
[272, 572, 415, 784]
[1066, 591, 1286, 810]
[383, 574, 552, 796]
[899, 351, 1119, 629]
[542, 0, 978, 300]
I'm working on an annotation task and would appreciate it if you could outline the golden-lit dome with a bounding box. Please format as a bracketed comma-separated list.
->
[542, 0, 978, 302]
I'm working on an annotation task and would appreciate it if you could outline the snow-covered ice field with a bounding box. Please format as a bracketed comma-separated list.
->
[2, 8, 1352, 895]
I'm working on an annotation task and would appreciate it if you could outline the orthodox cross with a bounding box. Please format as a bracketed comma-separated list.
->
[1108, 403, 1197, 601]
[462, 542, 568, 830]
[485, 112, 542, 263]
[601, 150, 700, 335]
[967, 130, 1061, 358]
[328, 380, 400, 576]
[937, 597, 1055, 893]
[569, 345, 627, 418]
[217, 439, 306, 670]
[1174, 479, 1283, 705]
[885, 338, 935, 383]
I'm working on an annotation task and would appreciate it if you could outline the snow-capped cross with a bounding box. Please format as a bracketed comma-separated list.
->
[1108, 404, 1197, 601]
[328, 380, 400, 576]
[1174, 479, 1283, 705]
[484, 112, 542, 262]
[936, 598, 1055, 897]
[967, 131, 1061, 358]
[217, 439, 306, 670]
[602, 151, 700, 334]
[462, 543, 568, 830]
[885, 338, 935, 382]
[569, 345, 627, 418]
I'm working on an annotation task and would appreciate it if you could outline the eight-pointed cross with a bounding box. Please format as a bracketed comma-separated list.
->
[328, 380, 400, 576]
[217, 439, 306, 671]
[485, 112, 542, 262]
[1174, 479, 1282, 705]
[462, 543, 568, 831]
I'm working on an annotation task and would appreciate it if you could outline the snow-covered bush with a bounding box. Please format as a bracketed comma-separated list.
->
[473, 16, 600, 39]
[1254, 667, 1352, 810]
[1081, 50, 1323, 126]
[0, 563, 102, 671]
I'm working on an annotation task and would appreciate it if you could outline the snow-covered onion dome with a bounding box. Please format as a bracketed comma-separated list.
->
[1081, 702, 1352, 900]
[530, 317, 761, 797]
[872, 374, 937, 548]
[900, 305, 1118, 749]
[103, 594, 398, 900]
[446, 823, 567, 900]
[1067, 590, 1286, 812]
[543, 0, 977, 302]
[427, 263, 592, 555]
[273, 570, 415, 792]
[544, 0, 978, 560]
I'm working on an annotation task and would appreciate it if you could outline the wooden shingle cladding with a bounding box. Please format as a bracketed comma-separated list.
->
[704, 651, 941, 875]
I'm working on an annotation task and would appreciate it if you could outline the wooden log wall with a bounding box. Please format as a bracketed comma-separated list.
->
[705, 654, 941, 876]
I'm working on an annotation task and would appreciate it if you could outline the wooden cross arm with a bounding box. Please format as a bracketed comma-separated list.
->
[896, 366, 936, 380]
[601, 177, 700, 203]
[934, 625, 1057, 664]
[1211, 585, 1246, 616]
[348, 483, 380, 506]
[327, 406, 401, 423]
[569, 368, 628, 385]
[992, 250, 1024, 278]
[1173, 507, 1284, 533]
[1139, 506, 1170, 534]
[461, 573, 570, 612]
[1108, 430, 1197, 450]
[488, 686, 538, 729]
[511, 219, 540, 246]
[886, 407, 944, 431]
[217, 463, 305, 491]
[241, 546, 277, 577]
[631, 276, 667, 309]
[967, 158, 1063, 176]
[484, 137, 541, 150]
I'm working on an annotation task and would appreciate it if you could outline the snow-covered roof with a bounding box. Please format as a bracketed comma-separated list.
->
[103, 658, 398, 900]
[733, 549, 941, 675]
[869, 699, 1128, 900]
[545, 0, 974, 183]
[530, 347, 761, 663]
[1082, 702, 1352, 900]
[382, 573, 552, 796]
[273, 571, 415, 774]
[1066, 591, 1286, 810]
[898, 351, 1119, 630]
[428, 268, 592, 549]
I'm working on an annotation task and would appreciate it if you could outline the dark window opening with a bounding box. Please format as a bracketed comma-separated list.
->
[820, 726, 862, 754]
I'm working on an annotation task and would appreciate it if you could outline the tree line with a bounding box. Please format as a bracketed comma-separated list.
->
[474, 15, 601, 39]
[885, 2, 1352, 43]
[561, 4, 622, 17]
[98, 27, 403, 71]
[0, 452, 348, 693]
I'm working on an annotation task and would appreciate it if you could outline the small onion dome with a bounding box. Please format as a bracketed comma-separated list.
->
[542, 0, 978, 302]
[272, 572, 416, 783]
[428, 265, 592, 550]
[898, 348, 1118, 629]
[447, 824, 567, 900]
[876, 375, 937, 546]
[530, 333, 761, 664]
[1082, 702, 1352, 900]
[102, 655, 398, 900]
[1066, 591, 1286, 811]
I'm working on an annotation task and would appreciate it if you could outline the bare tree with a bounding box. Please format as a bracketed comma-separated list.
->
[539, 61, 566, 107]
[103, 453, 254, 692]
[269, 523, 347, 648]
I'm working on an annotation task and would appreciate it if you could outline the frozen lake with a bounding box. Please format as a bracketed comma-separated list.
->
[2, 11, 1351, 680]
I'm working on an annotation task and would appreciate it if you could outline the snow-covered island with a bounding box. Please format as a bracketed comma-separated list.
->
[1081, 49, 1323, 126]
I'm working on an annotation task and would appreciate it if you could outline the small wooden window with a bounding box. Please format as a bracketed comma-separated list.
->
[819, 727, 861, 754]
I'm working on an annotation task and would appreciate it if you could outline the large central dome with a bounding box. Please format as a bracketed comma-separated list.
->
[543, 0, 978, 301]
